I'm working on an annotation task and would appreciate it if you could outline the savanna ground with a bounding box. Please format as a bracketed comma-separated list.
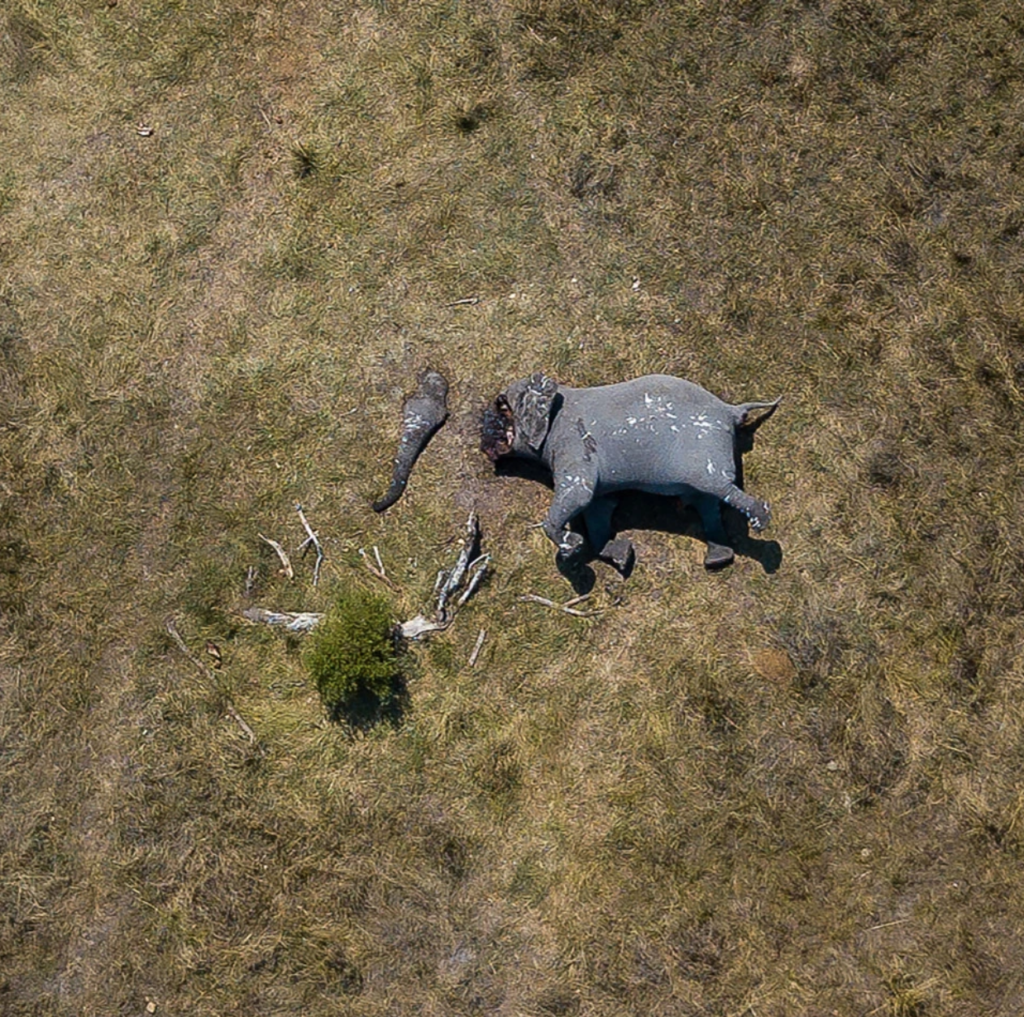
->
[2, 1, 1024, 1013]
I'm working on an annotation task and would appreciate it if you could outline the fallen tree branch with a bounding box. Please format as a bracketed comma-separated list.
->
[458, 557, 490, 609]
[398, 514, 490, 638]
[166, 619, 262, 749]
[295, 503, 324, 587]
[259, 533, 294, 579]
[241, 607, 323, 632]
[437, 513, 483, 623]
[247, 515, 489, 643]
[398, 614, 449, 640]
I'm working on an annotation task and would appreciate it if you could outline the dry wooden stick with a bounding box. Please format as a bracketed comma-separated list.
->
[519, 594, 603, 618]
[562, 593, 593, 609]
[358, 547, 396, 589]
[259, 533, 294, 579]
[166, 620, 262, 749]
[469, 628, 486, 667]
[457, 556, 490, 608]
[295, 503, 324, 587]
[256, 104, 275, 132]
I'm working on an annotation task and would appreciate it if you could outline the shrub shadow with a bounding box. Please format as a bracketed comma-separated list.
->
[329, 673, 409, 731]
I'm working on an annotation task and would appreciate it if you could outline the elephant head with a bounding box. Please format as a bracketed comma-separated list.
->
[480, 372, 559, 461]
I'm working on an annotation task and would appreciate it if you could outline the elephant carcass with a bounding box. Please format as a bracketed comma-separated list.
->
[481, 372, 779, 568]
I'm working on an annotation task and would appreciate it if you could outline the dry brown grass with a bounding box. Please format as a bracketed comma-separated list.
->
[3, 0, 1024, 1013]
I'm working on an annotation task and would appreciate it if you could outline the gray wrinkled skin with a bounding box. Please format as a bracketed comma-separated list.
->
[373, 370, 449, 512]
[482, 372, 779, 567]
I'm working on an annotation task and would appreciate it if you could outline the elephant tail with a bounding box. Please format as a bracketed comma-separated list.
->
[372, 370, 449, 512]
[733, 395, 781, 431]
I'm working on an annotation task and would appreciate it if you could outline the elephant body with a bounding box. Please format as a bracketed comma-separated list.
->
[481, 373, 779, 567]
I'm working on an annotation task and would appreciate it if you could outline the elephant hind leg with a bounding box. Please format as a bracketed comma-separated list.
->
[718, 483, 771, 532]
[704, 542, 734, 568]
[694, 493, 734, 569]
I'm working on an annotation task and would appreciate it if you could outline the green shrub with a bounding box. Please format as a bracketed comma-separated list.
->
[303, 589, 398, 716]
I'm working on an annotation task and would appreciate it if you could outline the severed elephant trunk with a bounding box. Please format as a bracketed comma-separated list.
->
[372, 370, 449, 512]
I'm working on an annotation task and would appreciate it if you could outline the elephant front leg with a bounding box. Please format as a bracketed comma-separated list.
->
[583, 496, 616, 555]
[543, 473, 598, 559]
[584, 495, 635, 575]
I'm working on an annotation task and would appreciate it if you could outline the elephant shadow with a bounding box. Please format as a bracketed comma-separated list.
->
[606, 490, 783, 571]
[495, 453, 783, 595]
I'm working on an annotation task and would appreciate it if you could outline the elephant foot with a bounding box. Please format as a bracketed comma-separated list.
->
[599, 537, 635, 577]
[704, 542, 735, 569]
[723, 490, 771, 532]
[556, 530, 586, 560]
[750, 501, 771, 532]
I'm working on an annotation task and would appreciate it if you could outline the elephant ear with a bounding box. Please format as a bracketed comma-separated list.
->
[517, 373, 558, 452]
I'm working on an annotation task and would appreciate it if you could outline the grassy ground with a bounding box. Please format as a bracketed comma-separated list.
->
[2, 0, 1024, 1013]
